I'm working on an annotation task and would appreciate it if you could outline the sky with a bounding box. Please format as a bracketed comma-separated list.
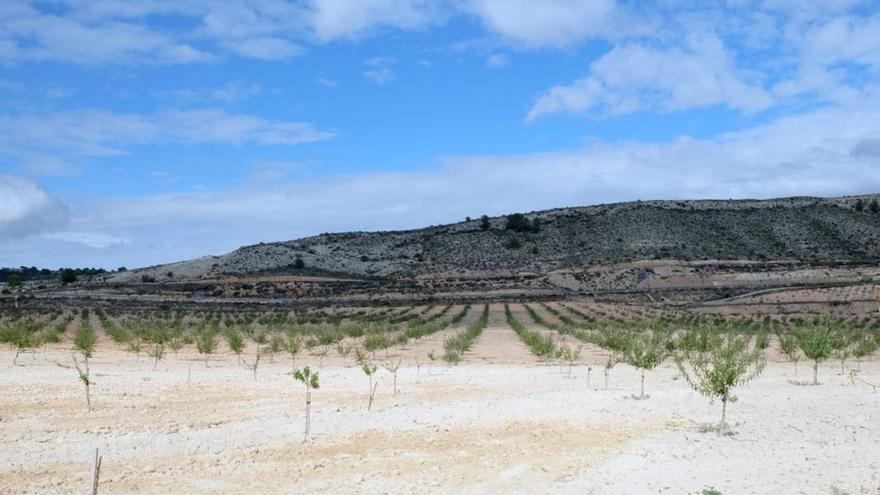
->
[1, 0, 880, 269]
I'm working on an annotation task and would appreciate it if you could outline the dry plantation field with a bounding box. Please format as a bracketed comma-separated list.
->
[1, 301, 879, 494]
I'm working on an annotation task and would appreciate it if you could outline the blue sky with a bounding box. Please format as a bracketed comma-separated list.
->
[1, 0, 880, 269]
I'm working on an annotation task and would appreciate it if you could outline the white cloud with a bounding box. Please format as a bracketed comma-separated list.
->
[211, 80, 263, 102]
[0, 175, 69, 238]
[0, 1, 215, 65]
[528, 34, 774, 120]
[463, 0, 620, 48]
[44, 231, 130, 249]
[0, 109, 334, 161]
[362, 57, 396, 85]
[307, 0, 445, 42]
[486, 53, 508, 68]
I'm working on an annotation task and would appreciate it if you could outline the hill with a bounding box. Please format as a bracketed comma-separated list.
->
[116, 194, 880, 282]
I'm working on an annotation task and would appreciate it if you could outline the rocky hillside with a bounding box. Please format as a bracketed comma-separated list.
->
[115, 195, 880, 281]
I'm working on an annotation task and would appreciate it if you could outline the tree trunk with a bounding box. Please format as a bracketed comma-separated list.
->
[719, 398, 728, 435]
[604, 368, 609, 390]
[813, 360, 819, 385]
[640, 370, 645, 399]
[84, 381, 92, 412]
[794, 360, 798, 376]
[304, 387, 311, 442]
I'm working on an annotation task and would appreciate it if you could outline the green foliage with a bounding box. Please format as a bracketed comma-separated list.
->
[293, 257, 305, 269]
[1, 320, 42, 363]
[479, 214, 490, 230]
[794, 323, 836, 384]
[507, 305, 557, 359]
[6, 274, 21, 289]
[443, 304, 489, 364]
[74, 321, 97, 360]
[504, 236, 523, 250]
[675, 333, 765, 432]
[293, 366, 320, 389]
[623, 330, 668, 371]
[195, 327, 217, 365]
[226, 331, 245, 357]
[505, 213, 540, 233]
[60, 268, 78, 284]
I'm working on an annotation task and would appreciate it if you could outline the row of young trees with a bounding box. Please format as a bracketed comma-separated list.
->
[519, 303, 880, 432]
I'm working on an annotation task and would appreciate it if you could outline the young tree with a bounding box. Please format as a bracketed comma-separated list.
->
[777, 333, 801, 375]
[676, 333, 766, 434]
[293, 367, 319, 442]
[73, 321, 97, 411]
[362, 362, 378, 410]
[852, 335, 879, 371]
[795, 325, 835, 385]
[3, 321, 40, 365]
[285, 332, 302, 373]
[227, 331, 245, 363]
[558, 345, 582, 378]
[195, 327, 217, 368]
[383, 359, 402, 395]
[623, 330, 668, 400]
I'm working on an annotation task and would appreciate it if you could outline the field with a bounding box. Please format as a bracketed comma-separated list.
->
[1, 302, 879, 494]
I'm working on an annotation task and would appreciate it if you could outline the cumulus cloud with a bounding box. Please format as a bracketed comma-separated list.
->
[307, 0, 445, 42]
[528, 34, 774, 120]
[0, 175, 68, 238]
[463, 0, 620, 48]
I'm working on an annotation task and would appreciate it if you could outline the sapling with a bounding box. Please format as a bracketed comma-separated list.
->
[168, 336, 185, 357]
[314, 345, 330, 368]
[795, 325, 835, 385]
[4, 321, 40, 365]
[73, 321, 97, 412]
[195, 327, 216, 368]
[623, 330, 668, 400]
[852, 335, 879, 370]
[831, 329, 856, 375]
[362, 362, 378, 410]
[383, 359, 402, 395]
[777, 333, 800, 375]
[603, 352, 618, 390]
[147, 342, 165, 371]
[227, 331, 245, 363]
[293, 367, 319, 442]
[558, 345, 582, 378]
[675, 333, 765, 434]
[269, 334, 284, 363]
[242, 344, 262, 381]
[284, 333, 302, 373]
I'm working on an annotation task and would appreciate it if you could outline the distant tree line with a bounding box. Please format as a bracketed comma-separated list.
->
[1, 266, 109, 285]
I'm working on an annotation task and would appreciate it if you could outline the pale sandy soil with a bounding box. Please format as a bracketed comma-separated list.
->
[1, 322, 879, 494]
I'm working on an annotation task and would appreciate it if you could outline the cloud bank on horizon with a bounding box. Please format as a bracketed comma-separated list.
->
[1, 0, 879, 268]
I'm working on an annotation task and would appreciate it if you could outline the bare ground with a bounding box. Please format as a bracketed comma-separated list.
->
[1, 322, 879, 494]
